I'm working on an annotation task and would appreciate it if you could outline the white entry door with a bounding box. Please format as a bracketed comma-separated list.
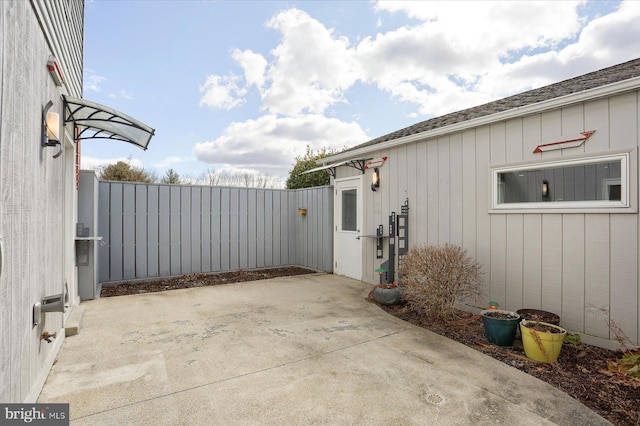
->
[334, 176, 363, 280]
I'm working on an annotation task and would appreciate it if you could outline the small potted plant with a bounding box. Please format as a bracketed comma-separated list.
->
[480, 309, 521, 346]
[520, 319, 567, 363]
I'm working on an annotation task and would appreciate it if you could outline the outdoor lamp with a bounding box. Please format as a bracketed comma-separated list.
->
[42, 100, 62, 158]
[371, 167, 380, 191]
[542, 180, 549, 199]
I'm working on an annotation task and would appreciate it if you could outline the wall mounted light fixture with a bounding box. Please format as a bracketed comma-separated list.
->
[542, 180, 549, 199]
[371, 167, 380, 191]
[46, 55, 65, 87]
[42, 100, 62, 158]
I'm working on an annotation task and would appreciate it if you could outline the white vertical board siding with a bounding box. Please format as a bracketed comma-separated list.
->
[521, 115, 543, 308]
[350, 90, 638, 346]
[609, 92, 639, 344]
[584, 215, 611, 338]
[438, 137, 452, 244]
[475, 127, 492, 303]
[490, 123, 507, 306]
[416, 143, 429, 245]
[426, 142, 439, 244]
[505, 120, 524, 310]
[449, 135, 463, 246]
[522, 214, 542, 308]
[405, 143, 419, 243]
[462, 130, 477, 258]
[562, 216, 585, 332]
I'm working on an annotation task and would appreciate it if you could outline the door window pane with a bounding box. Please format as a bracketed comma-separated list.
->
[341, 189, 357, 231]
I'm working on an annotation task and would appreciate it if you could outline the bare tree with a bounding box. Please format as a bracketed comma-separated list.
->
[197, 169, 280, 189]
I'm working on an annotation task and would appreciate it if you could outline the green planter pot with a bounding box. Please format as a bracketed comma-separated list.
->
[480, 310, 521, 346]
[373, 286, 402, 305]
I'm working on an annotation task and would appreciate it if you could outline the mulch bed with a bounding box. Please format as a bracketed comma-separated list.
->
[100, 267, 317, 297]
[379, 302, 639, 426]
[101, 270, 638, 425]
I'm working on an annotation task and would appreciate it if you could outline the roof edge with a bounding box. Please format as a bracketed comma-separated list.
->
[323, 75, 640, 164]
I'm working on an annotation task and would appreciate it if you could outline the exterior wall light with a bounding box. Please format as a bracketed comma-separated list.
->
[371, 167, 380, 191]
[42, 100, 62, 158]
[542, 180, 549, 199]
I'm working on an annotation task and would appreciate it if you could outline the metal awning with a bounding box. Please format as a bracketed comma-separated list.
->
[302, 158, 372, 177]
[63, 95, 155, 150]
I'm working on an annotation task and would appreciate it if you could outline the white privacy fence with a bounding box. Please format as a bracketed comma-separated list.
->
[93, 181, 333, 284]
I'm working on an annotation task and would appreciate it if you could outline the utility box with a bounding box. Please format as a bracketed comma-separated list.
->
[77, 170, 102, 300]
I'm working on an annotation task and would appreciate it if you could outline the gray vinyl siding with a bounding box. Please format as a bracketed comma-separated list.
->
[30, 0, 84, 98]
[96, 182, 333, 284]
[337, 90, 639, 347]
[0, 0, 83, 403]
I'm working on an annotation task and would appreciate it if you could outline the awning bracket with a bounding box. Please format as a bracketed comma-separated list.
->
[62, 95, 155, 150]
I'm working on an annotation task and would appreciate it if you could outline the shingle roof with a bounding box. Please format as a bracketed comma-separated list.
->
[344, 58, 640, 153]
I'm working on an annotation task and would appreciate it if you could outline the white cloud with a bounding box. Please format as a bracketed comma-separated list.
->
[194, 0, 639, 177]
[260, 8, 361, 116]
[154, 156, 192, 169]
[472, 1, 640, 101]
[84, 69, 106, 92]
[232, 48, 268, 89]
[354, 0, 640, 116]
[199, 73, 247, 110]
[192, 114, 368, 178]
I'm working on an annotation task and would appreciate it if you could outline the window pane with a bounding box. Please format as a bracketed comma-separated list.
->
[342, 189, 357, 231]
[498, 160, 622, 203]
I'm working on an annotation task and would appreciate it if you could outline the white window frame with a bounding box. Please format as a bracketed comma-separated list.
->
[490, 150, 635, 213]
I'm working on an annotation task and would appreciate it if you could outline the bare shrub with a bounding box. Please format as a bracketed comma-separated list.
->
[398, 244, 483, 320]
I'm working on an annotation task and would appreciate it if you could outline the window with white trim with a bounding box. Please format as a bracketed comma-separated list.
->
[491, 153, 630, 211]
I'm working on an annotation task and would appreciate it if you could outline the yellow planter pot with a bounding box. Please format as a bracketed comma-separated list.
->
[520, 321, 567, 363]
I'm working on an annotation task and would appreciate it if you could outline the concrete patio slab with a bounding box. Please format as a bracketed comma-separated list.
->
[38, 274, 610, 425]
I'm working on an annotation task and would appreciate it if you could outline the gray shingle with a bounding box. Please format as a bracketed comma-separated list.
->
[345, 58, 640, 152]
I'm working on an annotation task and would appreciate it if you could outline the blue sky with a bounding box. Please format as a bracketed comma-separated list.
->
[82, 0, 640, 186]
